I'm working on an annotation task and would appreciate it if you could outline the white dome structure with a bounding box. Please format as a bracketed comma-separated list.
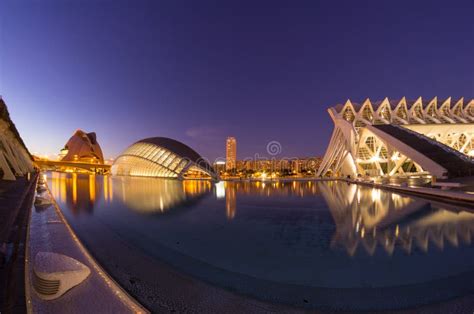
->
[111, 137, 218, 180]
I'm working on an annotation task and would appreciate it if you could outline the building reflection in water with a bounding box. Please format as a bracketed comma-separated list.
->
[318, 181, 474, 256]
[50, 173, 474, 256]
[220, 180, 320, 219]
[50, 172, 212, 215]
[50, 172, 102, 215]
[231, 180, 319, 198]
[214, 181, 225, 199]
[103, 175, 113, 202]
[225, 182, 236, 219]
[112, 176, 211, 214]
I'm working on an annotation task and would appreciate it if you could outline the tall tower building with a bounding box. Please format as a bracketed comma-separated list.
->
[226, 137, 237, 171]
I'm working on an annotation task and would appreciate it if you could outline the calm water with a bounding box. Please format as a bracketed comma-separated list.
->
[46, 172, 474, 310]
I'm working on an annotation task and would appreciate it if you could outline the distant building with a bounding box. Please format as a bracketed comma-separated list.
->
[61, 130, 104, 164]
[291, 157, 322, 173]
[292, 159, 300, 173]
[213, 160, 226, 173]
[226, 137, 237, 171]
[229, 157, 322, 174]
[235, 160, 246, 171]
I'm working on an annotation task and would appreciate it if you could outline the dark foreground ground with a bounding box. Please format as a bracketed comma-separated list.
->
[0, 175, 37, 314]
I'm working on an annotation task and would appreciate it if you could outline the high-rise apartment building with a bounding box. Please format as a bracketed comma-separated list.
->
[226, 137, 237, 171]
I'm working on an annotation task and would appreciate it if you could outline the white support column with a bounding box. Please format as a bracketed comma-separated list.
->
[8, 141, 29, 173]
[389, 156, 408, 176]
[0, 151, 16, 180]
[317, 127, 341, 176]
[461, 134, 471, 153]
[0, 135, 23, 176]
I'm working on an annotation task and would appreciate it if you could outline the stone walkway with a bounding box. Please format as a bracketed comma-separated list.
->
[25, 178, 147, 313]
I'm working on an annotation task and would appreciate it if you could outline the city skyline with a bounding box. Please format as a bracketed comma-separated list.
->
[2, 1, 473, 161]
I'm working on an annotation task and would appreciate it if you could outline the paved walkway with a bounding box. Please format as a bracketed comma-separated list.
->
[25, 179, 147, 313]
[0, 174, 37, 313]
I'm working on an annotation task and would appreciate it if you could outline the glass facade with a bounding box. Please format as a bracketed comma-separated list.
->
[111, 141, 216, 179]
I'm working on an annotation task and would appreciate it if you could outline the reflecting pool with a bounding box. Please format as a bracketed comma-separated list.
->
[46, 172, 474, 310]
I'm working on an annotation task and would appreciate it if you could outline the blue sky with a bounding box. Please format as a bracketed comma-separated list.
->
[1, 0, 473, 161]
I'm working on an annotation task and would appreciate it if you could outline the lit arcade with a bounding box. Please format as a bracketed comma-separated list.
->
[111, 137, 218, 180]
[317, 97, 474, 179]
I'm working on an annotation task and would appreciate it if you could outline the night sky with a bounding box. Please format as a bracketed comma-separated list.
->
[1, 1, 473, 162]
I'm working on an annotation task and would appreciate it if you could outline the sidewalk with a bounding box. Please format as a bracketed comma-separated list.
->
[25, 177, 148, 313]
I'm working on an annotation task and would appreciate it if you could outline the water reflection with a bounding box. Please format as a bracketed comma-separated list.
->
[225, 182, 236, 219]
[49, 172, 212, 215]
[51, 172, 101, 215]
[319, 181, 474, 256]
[112, 177, 211, 213]
[223, 180, 319, 197]
[218, 180, 320, 219]
[45, 172, 474, 306]
[49, 173, 474, 257]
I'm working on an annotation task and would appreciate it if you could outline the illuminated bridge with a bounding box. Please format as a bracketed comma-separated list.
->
[35, 160, 111, 174]
[317, 97, 474, 179]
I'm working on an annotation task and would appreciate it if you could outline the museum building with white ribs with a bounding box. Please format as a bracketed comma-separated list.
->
[317, 97, 474, 179]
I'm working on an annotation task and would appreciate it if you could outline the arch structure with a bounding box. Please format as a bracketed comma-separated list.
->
[111, 137, 218, 180]
[317, 97, 474, 179]
[0, 97, 34, 180]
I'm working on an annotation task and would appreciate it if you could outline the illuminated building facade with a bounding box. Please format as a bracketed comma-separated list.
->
[61, 130, 104, 164]
[290, 157, 322, 173]
[111, 137, 218, 180]
[317, 97, 474, 179]
[229, 157, 321, 174]
[226, 137, 237, 171]
[213, 160, 226, 173]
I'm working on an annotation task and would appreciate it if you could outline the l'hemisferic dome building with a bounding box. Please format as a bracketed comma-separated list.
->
[111, 137, 218, 180]
[317, 97, 474, 180]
